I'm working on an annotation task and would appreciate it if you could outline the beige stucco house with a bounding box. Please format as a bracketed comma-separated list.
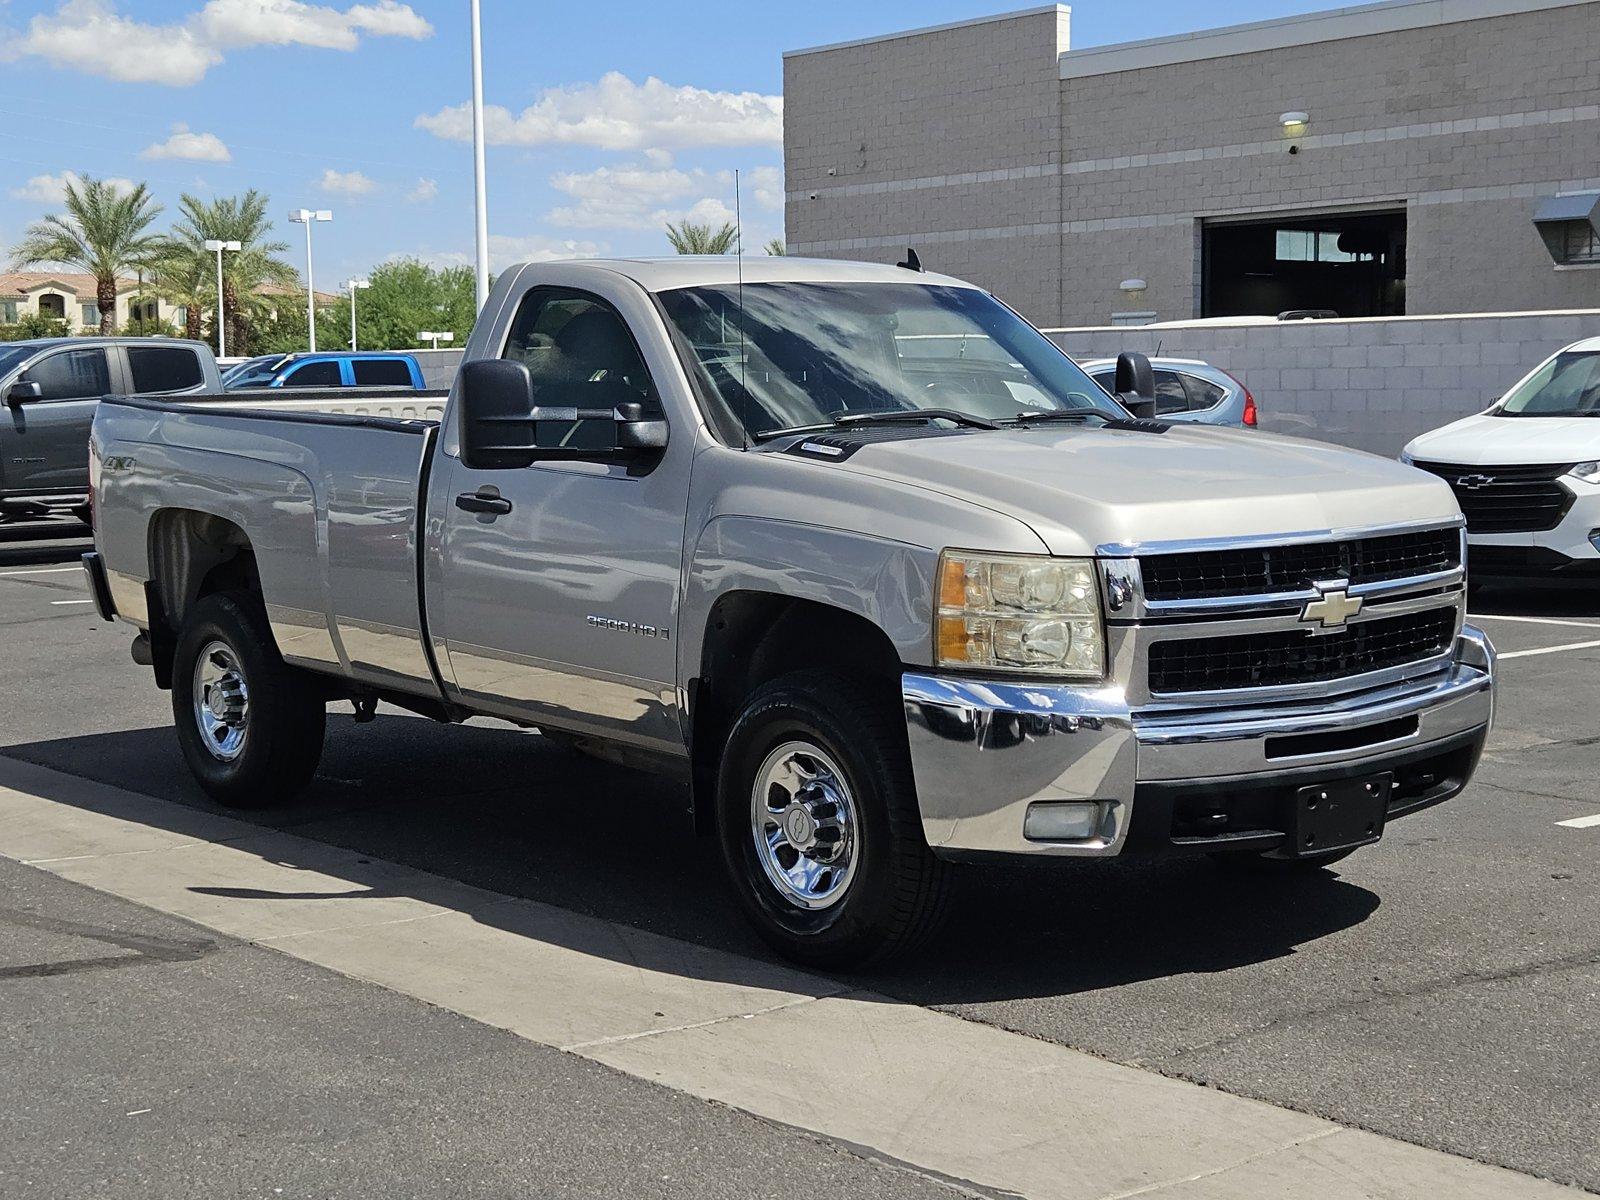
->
[0, 271, 178, 332]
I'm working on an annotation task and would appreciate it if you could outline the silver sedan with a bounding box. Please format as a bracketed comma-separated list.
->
[1080, 356, 1257, 428]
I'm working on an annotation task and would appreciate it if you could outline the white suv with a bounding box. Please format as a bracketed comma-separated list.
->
[1402, 336, 1600, 583]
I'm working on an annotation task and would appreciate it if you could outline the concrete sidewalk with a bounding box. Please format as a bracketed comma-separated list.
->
[0, 755, 1584, 1200]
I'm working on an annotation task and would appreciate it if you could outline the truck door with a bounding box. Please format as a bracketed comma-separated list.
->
[427, 285, 688, 754]
[3, 346, 113, 496]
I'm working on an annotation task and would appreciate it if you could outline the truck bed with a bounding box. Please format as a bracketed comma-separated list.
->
[92, 393, 447, 703]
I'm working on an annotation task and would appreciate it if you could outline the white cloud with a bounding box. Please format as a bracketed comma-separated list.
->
[140, 123, 232, 162]
[415, 71, 783, 151]
[405, 177, 438, 203]
[411, 234, 607, 273]
[547, 162, 783, 232]
[317, 167, 376, 196]
[7, 0, 431, 87]
[196, 0, 431, 50]
[10, 170, 137, 203]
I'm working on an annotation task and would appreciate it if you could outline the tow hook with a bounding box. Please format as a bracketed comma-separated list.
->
[352, 696, 378, 723]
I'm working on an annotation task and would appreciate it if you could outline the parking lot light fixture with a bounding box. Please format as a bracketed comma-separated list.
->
[288, 209, 333, 352]
[342, 279, 370, 351]
[418, 330, 455, 350]
[202, 239, 242, 358]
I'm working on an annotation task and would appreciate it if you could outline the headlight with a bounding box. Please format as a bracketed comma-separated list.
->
[1569, 461, 1600, 484]
[936, 551, 1104, 677]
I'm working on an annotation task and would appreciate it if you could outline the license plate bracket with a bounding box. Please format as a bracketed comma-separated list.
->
[1286, 773, 1392, 858]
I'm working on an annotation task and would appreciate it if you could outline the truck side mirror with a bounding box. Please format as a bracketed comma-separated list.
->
[458, 359, 537, 470]
[1113, 351, 1157, 419]
[5, 380, 42, 406]
[458, 360, 669, 468]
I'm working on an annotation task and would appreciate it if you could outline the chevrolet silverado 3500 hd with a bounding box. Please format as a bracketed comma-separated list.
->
[84, 257, 1496, 966]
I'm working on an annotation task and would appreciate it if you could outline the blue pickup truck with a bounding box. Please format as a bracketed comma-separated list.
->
[222, 351, 426, 391]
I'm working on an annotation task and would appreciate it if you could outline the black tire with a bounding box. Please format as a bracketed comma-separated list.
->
[1209, 846, 1357, 874]
[171, 591, 325, 808]
[716, 670, 949, 969]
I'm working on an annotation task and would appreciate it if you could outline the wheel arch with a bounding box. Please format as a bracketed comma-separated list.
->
[144, 508, 265, 687]
[688, 590, 907, 835]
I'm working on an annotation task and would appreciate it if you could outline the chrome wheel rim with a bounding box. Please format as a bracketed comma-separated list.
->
[750, 741, 859, 911]
[192, 640, 249, 761]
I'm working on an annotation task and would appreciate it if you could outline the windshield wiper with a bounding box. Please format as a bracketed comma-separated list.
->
[752, 408, 1001, 441]
[1006, 409, 1110, 426]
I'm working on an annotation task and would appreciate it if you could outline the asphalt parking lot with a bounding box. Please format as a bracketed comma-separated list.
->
[2, 517, 1597, 1196]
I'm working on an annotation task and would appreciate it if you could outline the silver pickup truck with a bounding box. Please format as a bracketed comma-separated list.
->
[85, 257, 1496, 966]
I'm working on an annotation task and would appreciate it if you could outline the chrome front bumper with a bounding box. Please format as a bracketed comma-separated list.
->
[903, 625, 1496, 859]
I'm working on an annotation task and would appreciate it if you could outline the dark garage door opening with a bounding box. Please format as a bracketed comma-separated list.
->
[1203, 209, 1406, 318]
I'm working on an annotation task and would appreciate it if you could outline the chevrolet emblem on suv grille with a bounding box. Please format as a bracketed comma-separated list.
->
[1301, 585, 1364, 629]
[1455, 474, 1495, 490]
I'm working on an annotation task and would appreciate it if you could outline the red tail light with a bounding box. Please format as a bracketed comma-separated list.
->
[1222, 369, 1257, 427]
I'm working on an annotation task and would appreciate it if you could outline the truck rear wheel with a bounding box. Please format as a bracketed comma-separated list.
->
[716, 670, 948, 968]
[171, 591, 325, 808]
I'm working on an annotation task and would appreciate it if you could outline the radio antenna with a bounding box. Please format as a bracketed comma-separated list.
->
[734, 168, 751, 449]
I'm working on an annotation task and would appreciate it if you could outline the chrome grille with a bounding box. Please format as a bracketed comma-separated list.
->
[1411, 461, 1575, 534]
[1148, 609, 1457, 695]
[1140, 527, 1461, 601]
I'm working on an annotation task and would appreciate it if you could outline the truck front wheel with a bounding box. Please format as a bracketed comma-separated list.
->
[171, 591, 326, 808]
[716, 670, 948, 968]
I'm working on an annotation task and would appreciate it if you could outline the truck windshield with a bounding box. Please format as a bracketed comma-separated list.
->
[224, 356, 289, 388]
[0, 344, 40, 379]
[1494, 350, 1600, 417]
[658, 282, 1121, 439]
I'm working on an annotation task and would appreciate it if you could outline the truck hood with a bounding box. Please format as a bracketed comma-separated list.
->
[1404, 412, 1600, 466]
[833, 424, 1460, 557]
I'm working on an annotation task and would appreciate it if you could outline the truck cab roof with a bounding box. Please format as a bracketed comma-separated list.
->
[522, 256, 980, 293]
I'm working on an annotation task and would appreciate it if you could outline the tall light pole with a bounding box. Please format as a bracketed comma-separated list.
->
[203, 238, 241, 358]
[469, 0, 490, 311]
[288, 209, 332, 352]
[342, 278, 370, 350]
[418, 330, 455, 351]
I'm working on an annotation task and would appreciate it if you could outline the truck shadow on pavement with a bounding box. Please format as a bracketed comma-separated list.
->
[4, 715, 1380, 1004]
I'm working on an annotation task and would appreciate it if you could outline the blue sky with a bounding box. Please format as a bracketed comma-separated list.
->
[0, 0, 1338, 283]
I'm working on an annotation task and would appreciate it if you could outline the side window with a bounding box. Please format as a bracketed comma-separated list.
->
[127, 346, 204, 394]
[353, 358, 414, 387]
[285, 360, 342, 387]
[502, 288, 661, 450]
[1181, 374, 1228, 411]
[1151, 369, 1190, 416]
[23, 349, 111, 401]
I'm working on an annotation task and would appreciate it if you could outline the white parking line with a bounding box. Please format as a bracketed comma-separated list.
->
[49, 599, 93, 606]
[0, 566, 80, 578]
[1498, 639, 1600, 660]
[1470, 613, 1600, 630]
[1556, 813, 1600, 829]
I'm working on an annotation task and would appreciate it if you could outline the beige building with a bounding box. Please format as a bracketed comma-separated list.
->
[783, 0, 1600, 326]
[0, 272, 178, 332]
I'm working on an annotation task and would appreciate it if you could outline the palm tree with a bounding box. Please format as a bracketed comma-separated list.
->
[764, 238, 785, 256]
[665, 220, 739, 255]
[159, 191, 298, 355]
[11, 176, 165, 334]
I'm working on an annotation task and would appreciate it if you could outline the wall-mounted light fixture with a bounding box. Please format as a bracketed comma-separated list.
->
[1119, 278, 1148, 295]
[1280, 111, 1309, 130]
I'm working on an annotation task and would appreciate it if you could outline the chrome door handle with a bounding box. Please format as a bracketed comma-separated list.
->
[455, 491, 512, 515]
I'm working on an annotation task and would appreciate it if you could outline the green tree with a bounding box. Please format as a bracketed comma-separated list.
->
[0, 312, 71, 341]
[665, 220, 739, 255]
[350, 257, 478, 351]
[764, 238, 785, 256]
[11, 176, 164, 334]
[157, 191, 297, 355]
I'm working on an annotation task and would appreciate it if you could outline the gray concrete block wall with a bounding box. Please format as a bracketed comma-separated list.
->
[785, 7, 1070, 324]
[784, 1, 1600, 328]
[1044, 310, 1600, 455]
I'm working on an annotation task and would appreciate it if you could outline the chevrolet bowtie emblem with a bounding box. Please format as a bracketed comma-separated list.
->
[1456, 474, 1495, 490]
[1301, 585, 1363, 629]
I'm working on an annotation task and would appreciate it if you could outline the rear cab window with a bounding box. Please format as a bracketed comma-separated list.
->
[127, 345, 204, 394]
[352, 358, 415, 387]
